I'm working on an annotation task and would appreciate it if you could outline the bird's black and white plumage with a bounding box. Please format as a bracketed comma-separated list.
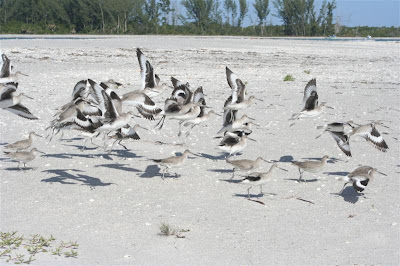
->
[0, 82, 38, 120]
[71, 80, 89, 101]
[0, 54, 12, 78]
[302, 78, 318, 111]
[137, 48, 157, 90]
[316, 122, 352, 157]
[340, 165, 386, 193]
[346, 122, 389, 152]
[171, 77, 192, 105]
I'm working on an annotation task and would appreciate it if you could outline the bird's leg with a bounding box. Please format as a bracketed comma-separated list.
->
[178, 121, 183, 137]
[81, 138, 88, 152]
[339, 183, 347, 194]
[230, 168, 235, 179]
[247, 187, 252, 199]
[298, 168, 303, 182]
[186, 124, 196, 137]
[117, 140, 128, 150]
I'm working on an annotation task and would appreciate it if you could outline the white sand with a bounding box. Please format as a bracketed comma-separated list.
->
[0, 35, 399, 265]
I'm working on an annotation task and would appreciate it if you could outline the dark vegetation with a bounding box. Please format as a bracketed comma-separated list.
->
[0, 0, 398, 37]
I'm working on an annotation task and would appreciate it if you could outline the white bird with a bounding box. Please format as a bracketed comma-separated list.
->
[218, 131, 253, 158]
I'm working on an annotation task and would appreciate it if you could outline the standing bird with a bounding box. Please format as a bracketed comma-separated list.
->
[5, 132, 43, 151]
[291, 155, 330, 182]
[239, 164, 287, 199]
[152, 150, 197, 179]
[4, 148, 45, 169]
[290, 79, 334, 120]
[136, 48, 168, 98]
[339, 165, 386, 193]
[226, 157, 269, 179]
[346, 122, 389, 152]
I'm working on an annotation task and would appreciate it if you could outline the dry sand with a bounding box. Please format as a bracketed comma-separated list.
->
[0, 35, 399, 265]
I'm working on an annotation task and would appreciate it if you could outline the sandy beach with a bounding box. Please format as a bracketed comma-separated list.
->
[0, 35, 399, 265]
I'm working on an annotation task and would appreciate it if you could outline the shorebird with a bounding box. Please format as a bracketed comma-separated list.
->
[0, 71, 28, 84]
[240, 164, 287, 199]
[183, 110, 218, 137]
[223, 67, 262, 111]
[136, 48, 168, 98]
[339, 165, 386, 193]
[121, 90, 162, 120]
[316, 122, 352, 157]
[291, 155, 329, 182]
[0, 83, 38, 119]
[4, 148, 45, 169]
[218, 132, 254, 158]
[346, 122, 389, 152]
[5, 132, 43, 151]
[170, 77, 192, 104]
[290, 79, 334, 120]
[217, 114, 254, 134]
[102, 79, 123, 90]
[107, 124, 148, 152]
[152, 150, 197, 179]
[226, 157, 271, 179]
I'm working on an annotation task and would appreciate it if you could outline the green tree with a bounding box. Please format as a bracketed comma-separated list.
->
[253, 0, 269, 35]
[223, 0, 237, 26]
[181, 0, 217, 33]
[237, 0, 248, 28]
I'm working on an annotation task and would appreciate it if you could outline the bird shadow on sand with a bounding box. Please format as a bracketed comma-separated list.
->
[94, 163, 141, 173]
[198, 153, 227, 161]
[63, 144, 98, 151]
[208, 169, 233, 174]
[323, 171, 350, 176]
[42, 153, 113, 160]
[220, 178, 241, 183]
[58, 137, 84, 142]
[271, 155, 294, 163]
[301, 157, 344, 164]
[331, 187, 365, 204]
[111, 149, 143, 159]
[41, 169, 114, 188]
[140, 165, 160, 178]
[4, 167, 35, 171]
[285, 178, 319, 183]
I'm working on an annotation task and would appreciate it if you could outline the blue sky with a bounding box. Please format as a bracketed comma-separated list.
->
[249, 0, 400, 27]
[176, 0, 400, 27]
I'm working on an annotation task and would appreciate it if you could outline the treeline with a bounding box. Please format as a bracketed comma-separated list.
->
[0, 0, 398, 37]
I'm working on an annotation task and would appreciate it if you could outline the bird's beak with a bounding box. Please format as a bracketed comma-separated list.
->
[262, 159, 273, 163]
[37, 150, 46, 154]
[34, 133, 44, 138]
[377, 170, 387, 176]
[248, 137, 257, 142]
[249, 121, 260, 127]
[189, 151, 201, 156]
[277, 166, 288, 172]
[138, 125, 149, 131]
[214, 113, 222, 117]
[20, 72, 29, 77]
[254, 97, 264, 102]
[25, 95, 34, 100]
[247, 116, 256, 121]
[325, 105, 335, 109]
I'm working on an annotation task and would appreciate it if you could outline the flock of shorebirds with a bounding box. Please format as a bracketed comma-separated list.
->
[0, 48, 390, 202]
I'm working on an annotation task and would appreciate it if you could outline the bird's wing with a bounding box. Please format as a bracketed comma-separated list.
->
[302, 78, 317, 109]
[244, 175, 261, 182]
[0, 85, 17, 100]
[121, 125, 140, 140]
[365, 126, 389, 152]
[302, 92, 318, 111]
[172, 84, 192, 105]
[353, 178, 369, 192]
[0, 54, 11, 78]
[329, 131, 352, 157]
[5, 104, 38, 120]
[71, 80, 88, 100]
[236, 80, 246, 103]
[348, 166, 373, 178]
[137, 48, 156, 89]
[171, 76, 182, 89]
[88, 79, 106, 112]
[102, 90, 118, 121]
